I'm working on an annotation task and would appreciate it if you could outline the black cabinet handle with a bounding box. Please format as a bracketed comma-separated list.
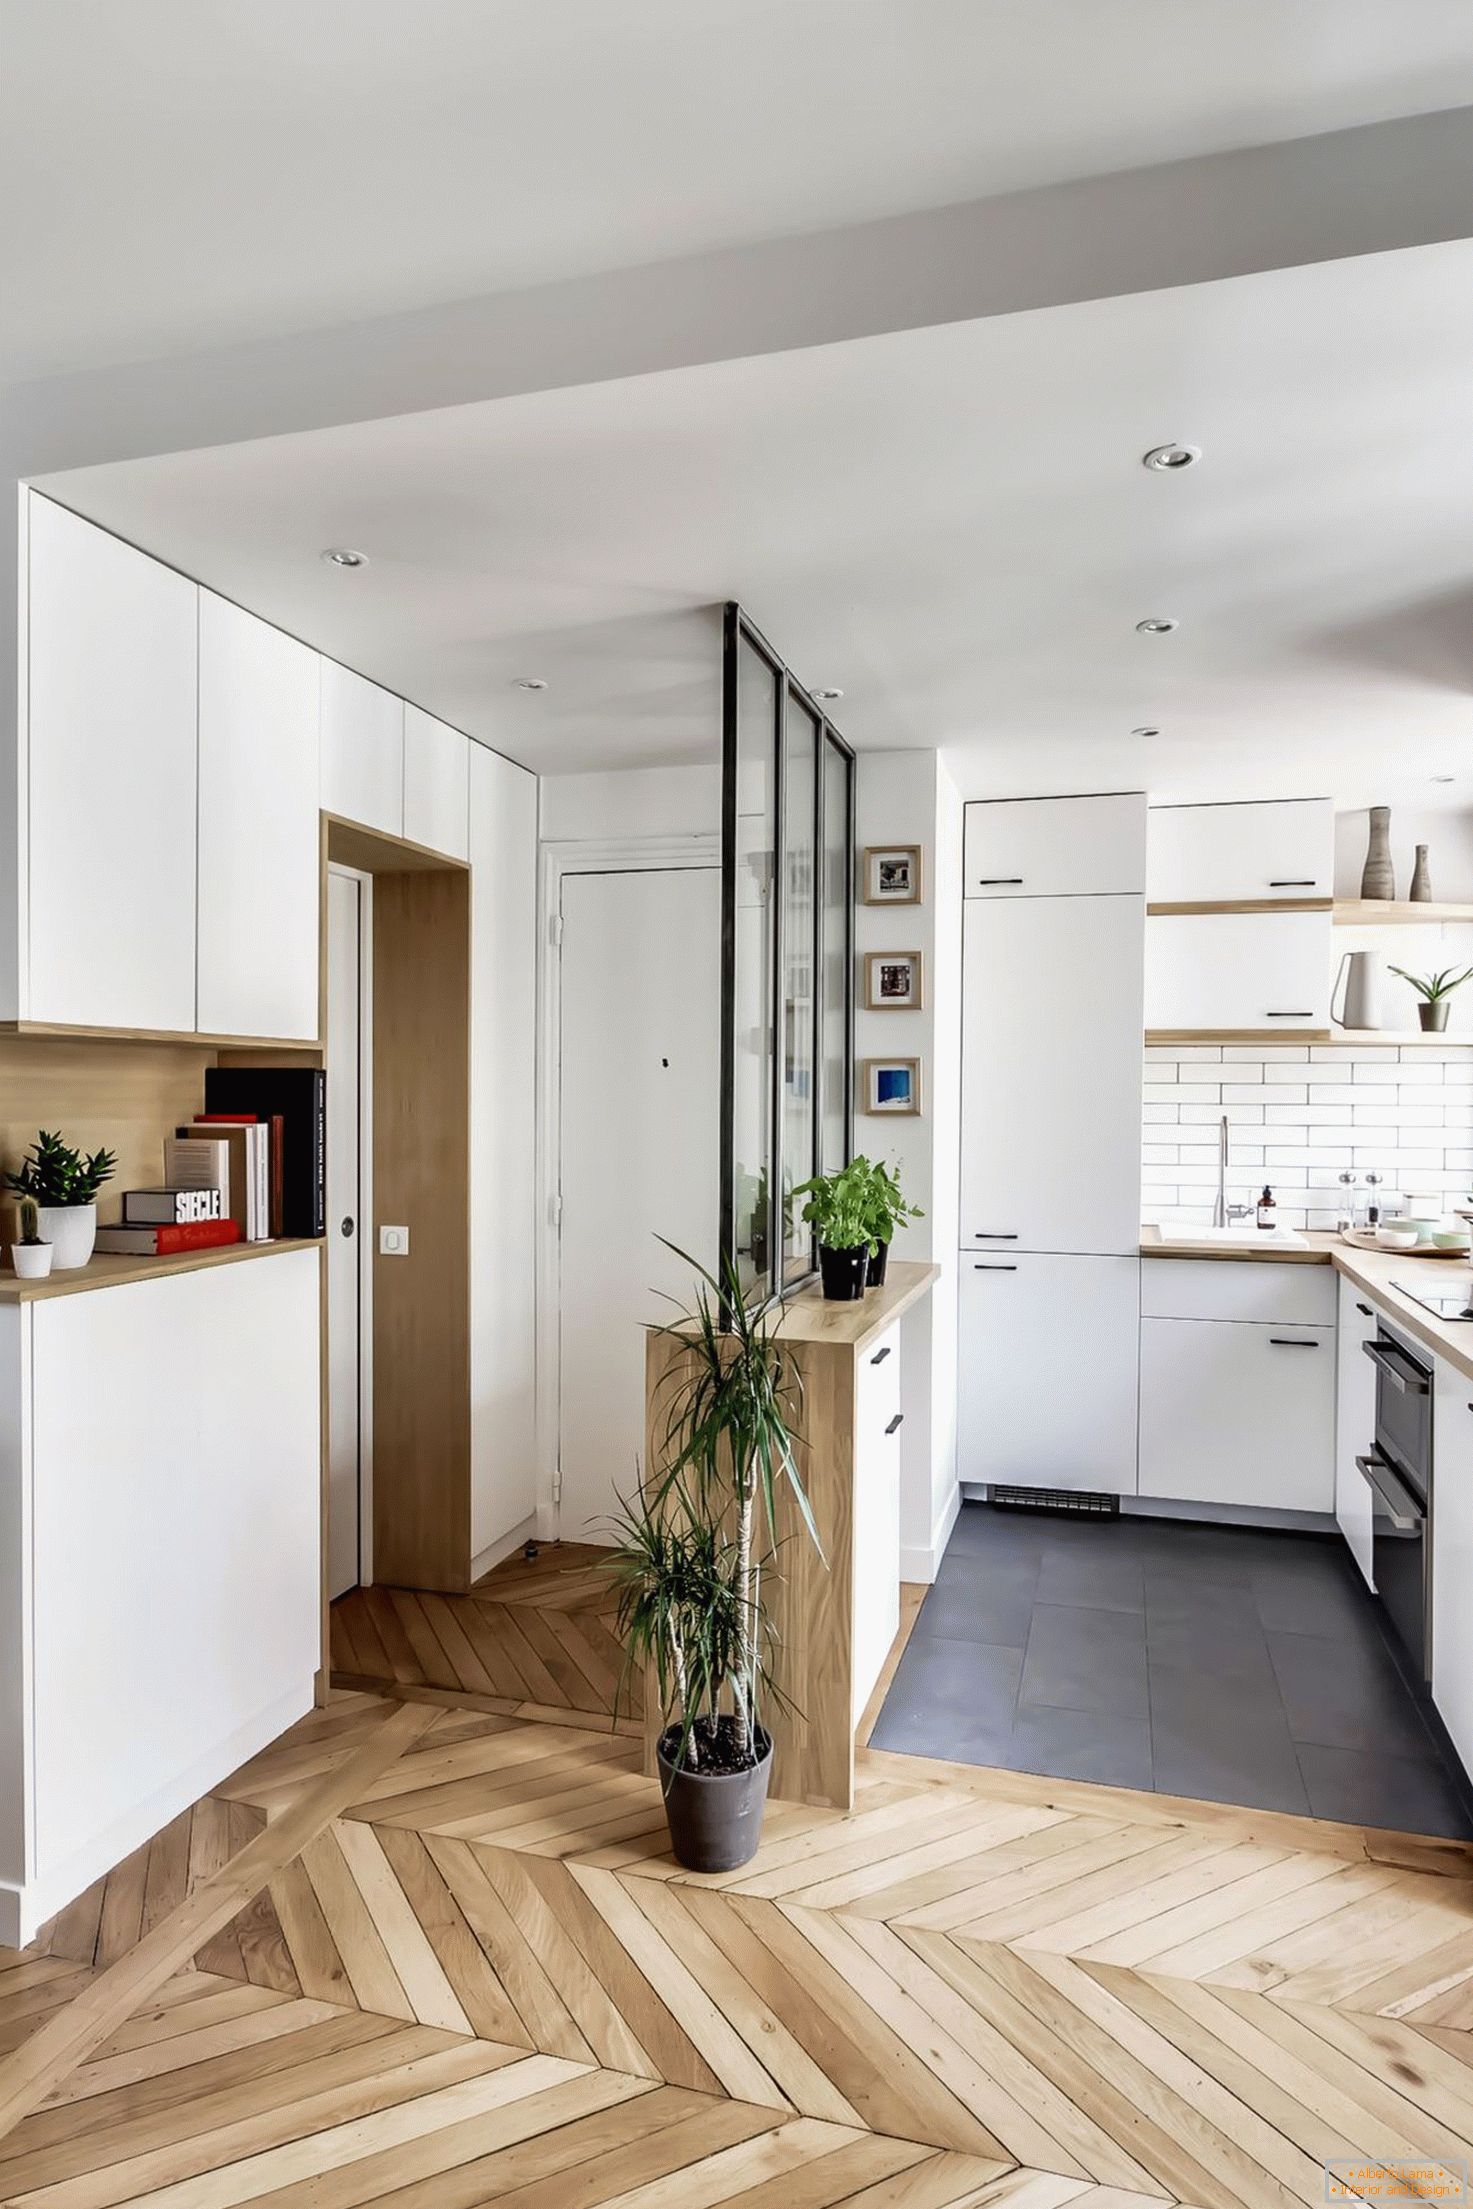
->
[1356, 1303, 1373, 1317]
[1266, 1011, 1314, 1019]
[973, 1263, 1018, 1272]
[885, 1413, 904, 1435]
[1268, 879, 1317, 888]
[1270, 1337, 1321, 1348]
[869, 1346, 892, 1366]
[975, 877, 1024, 886]
[974, 1232, 1018, 1240]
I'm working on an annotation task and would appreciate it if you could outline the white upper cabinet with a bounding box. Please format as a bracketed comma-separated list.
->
[1147, 799, 1334, 904]
[964, 794, 1146, 898]
[403, 705, 469, 861]
[962, 893, 1144, 1255]
[1145, 910, 1331, 1032]
[197, 595, 321, 1040]
[320, 660, 404, 837]
[26, 496, 198, 1032]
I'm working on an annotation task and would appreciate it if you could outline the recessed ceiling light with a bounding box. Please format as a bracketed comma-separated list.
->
[1135, 617, 1179, 636]
[814, 687, 844, 702]
[320, 547, 368, 569]
[1132, 726, 1161, 740]
[512, 677, 548, 692]
[1142, 443, 1201, 472]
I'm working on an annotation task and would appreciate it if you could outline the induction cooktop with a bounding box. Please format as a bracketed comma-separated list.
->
[1392, 1281, 1473, 1320]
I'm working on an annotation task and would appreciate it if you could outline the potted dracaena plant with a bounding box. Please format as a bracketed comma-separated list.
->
[1389, 964, 1473, 1034]
[6, 1130, 117, 1271]
[857, 1155, 924, 1288]
[790, 1157, 873, 1299]
[605, 1245, 820, 1872]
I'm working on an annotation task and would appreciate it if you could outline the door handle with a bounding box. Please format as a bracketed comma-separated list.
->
[340, 1216, 355, 1238]
[1269, 1337, 1321, 1349]
[1268, 880, 1317, 888]
[973, 1264, 1018, 1271]
[973, 1232, 1018, 1240]
[869, 1346, 892, 1366]
[1355, 1452, 1423, 1532]
[885, 1414, 904, 1435]
[1356, 1303, 1373, 1317]
[974, 877, 1024, 886]
[1362, 1339, 1431, 1394]
[1265, 1011, 1315, 1019]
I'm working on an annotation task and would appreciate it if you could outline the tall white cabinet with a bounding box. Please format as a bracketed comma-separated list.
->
[958, 794, 1145, 1495]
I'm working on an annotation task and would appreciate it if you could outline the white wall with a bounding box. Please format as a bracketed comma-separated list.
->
[539, 763, 719, 844]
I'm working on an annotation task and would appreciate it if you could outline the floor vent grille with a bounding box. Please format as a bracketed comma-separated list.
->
[989, 1485, 1119, 1518]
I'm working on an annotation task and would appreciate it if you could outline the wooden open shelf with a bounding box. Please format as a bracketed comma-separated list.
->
[0, 1020, 323, 1050]
[0, 1235, 321, 1302]
[1333, 900, 1473, 928]
[1147, 1028, 1473, 1049]
[1147, 899, 1332, 917]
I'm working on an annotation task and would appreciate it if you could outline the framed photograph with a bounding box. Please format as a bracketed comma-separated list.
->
[864, 950, 923, 1011]
[862, 1057, 922, 1116]
[863, 844, 922, 905]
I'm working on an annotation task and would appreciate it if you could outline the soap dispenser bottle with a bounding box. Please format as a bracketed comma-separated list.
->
[1256, 1185, 1276, 1231]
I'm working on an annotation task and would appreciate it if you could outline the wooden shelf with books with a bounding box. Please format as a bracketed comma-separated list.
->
[0, 1235, 321, 1302]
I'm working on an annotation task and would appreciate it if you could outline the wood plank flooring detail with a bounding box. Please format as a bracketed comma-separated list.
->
[6, 1687, 1473, 2205]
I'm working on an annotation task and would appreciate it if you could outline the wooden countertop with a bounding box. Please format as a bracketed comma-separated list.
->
[771, 1259, 941, 1350]
[0, 1236, 322, 1302]
[1141, 1224, 1473, 1383]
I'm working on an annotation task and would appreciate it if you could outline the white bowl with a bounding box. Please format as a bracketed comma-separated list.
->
[1375, 1226, 1420, 1250]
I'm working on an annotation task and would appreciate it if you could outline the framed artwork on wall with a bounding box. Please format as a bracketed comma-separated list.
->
[862, 845, 922, 905]
[862, 1057, 921, 1115]
[864, 950, 923, 1010]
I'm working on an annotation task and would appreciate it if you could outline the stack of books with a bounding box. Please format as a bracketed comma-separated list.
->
[95, 1065, 327, 1258]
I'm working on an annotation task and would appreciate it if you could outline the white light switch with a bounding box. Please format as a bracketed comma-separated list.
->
[379, 1224, 410, 1256]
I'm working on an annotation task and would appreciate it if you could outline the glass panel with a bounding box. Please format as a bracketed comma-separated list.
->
[731, 638, 776, 1296]
[819, 734, 851, 1175]
[781, 689, 818, 1283]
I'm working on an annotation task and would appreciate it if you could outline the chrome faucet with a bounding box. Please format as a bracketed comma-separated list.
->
[1213, 1114, 1253, 1229]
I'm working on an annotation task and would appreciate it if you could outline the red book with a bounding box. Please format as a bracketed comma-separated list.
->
[94, 1219, 244, 1257]
[194, 1113, 259, 1123]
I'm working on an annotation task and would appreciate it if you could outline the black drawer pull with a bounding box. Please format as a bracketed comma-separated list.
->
[1356, 1303, 1373, 1317]
[973, 1263, 1018, 1272]
[974, 1231, 1018, 1240]
[1270, 1337, 1321, 1348]
[975, 877, 1024, 886]
[885, 1413, 904, 1435]
[869, 1346, 892, 1366]
[1266, 1011, 1314, 1019]
[1268, 879, 1317, 888]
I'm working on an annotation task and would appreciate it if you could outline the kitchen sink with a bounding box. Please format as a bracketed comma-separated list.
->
[1151, 1223, 1307, 1247]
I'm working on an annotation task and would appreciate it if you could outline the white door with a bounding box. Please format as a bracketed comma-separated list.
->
[958, 1252, 1140, 1494]
[558, 867, 720, 1545]
[1147, 799, 1334, 904]
[961, 895, 1143, 1256]
[320, 660, 404, 838]
[1145, 911, 1332, 1032]
[326, 868, 369, 1598]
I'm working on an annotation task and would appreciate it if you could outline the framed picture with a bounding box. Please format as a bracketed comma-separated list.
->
[863, 844, 922, 905]
[862, 1057, 921, 1116]
[864, 950, 923, 1010]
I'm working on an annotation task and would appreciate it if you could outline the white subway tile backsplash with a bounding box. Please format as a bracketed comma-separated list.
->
[1141, 1045, 1473, 1227]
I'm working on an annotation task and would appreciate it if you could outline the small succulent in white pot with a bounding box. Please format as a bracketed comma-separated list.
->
[6, 1130, 117, 1271]
[10, 1195, 52, 1279]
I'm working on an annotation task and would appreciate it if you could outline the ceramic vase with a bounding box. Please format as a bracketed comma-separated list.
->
[36, 1203, 96, 1270]
[1411, 844, 1433, 902]
[1360, 807, 1395, 900]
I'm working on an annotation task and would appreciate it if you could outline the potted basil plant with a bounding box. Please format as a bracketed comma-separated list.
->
[791, 1159, 873, 1299]
[857, 1156, 924, 1287]
[6, 1130, 117, 1271]
[1389, 964, 1473, 1034]
[607, 1247, 819, 1872]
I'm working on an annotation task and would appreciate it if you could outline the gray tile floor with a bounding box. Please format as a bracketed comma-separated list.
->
[871, 1503, 1473, 1838]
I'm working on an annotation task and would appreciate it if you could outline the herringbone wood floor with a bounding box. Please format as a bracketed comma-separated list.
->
[6, 1557, 1473, 2207]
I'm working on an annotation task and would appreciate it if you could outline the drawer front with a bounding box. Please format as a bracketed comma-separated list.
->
[1142, 1257, 1336, 1326]
[1140, 1317, 1335, 1512]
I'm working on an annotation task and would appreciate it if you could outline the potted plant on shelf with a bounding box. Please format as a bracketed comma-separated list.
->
[5, 1130, 117, 1271]
[791, 1158, 872, 1299]
[9, 1197, 53, 1280]
[607, 1247, 819, 1872]
[1389, 964, 1473, 1033]
[858, 1156, 924, 1287]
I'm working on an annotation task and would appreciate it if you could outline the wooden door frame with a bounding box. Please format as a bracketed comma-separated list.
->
[535, 833, 719, 1543]
[325, 860, 374, 1595]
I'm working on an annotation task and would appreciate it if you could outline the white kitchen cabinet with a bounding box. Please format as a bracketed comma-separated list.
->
[852, 1322, 902, 1721]
[1143, 1258, 1335, 1327]
[320, 660, 404, 837]
[1145, 910, 1332, 1032]
[404, 705, 470, 861]
[964, 794, 1146, 899]
[1148, 799, 1334, 904]
[1, 1250, 321, 1946]
[962, 894, 1143, 1255]
[25, 493, 198, 1032]
[197, 594, 321, 1040]
[1433, 1357, 1473, 1779]
[1335, 1276, 1378, 1588]
[1139, 1316, 1335, 1512]
[958, 1254, 1140, 1494]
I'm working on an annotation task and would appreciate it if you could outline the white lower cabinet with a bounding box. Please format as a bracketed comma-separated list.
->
[1432, 1358, 1473, 1778]
[958, 1254, 1139, 1495]
[1334, 1277, 1378, 1587]
[852, 1323, 902, 1722]
[1140, 1317, 1335, 1511]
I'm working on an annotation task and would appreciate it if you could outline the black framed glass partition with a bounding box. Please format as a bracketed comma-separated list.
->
[721, 604, 855, 1296]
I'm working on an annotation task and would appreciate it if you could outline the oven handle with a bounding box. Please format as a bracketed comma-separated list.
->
[1362, 1338, 1432, 1395]
[1355, 1451, 1425, 1533]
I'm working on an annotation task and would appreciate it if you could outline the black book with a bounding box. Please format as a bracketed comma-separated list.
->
[203, 1066, 326, 1238]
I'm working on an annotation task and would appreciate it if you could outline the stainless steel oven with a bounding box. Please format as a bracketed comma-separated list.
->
[1359, 1320, 1433, 1679]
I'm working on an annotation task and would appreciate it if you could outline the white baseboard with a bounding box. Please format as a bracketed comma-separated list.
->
[470, 1513, 540, 1584]
[901, 1482, 962, 1585]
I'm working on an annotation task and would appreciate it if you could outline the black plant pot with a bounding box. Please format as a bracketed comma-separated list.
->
[819, 1242, 869, 1300]
[657, 1725, 773, 1872]
[867, 1241, 889, 1288]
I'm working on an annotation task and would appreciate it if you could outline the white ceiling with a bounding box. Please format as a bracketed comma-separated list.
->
[37, 241, 1473, 805]
[6, 0, 1473, 382]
